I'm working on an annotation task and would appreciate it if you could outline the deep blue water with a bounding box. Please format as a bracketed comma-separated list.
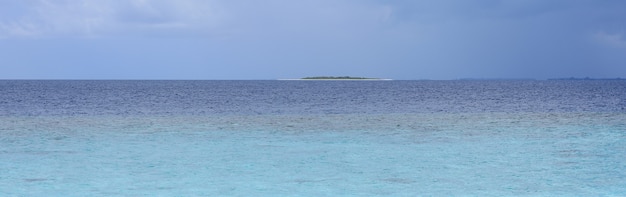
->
[1, 80, 625, 116]
[1, 80, 626, 196]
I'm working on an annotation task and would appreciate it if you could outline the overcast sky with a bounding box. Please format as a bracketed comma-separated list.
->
[1, 0, 625, 79]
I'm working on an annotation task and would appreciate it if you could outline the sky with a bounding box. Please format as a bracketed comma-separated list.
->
[1, 0, 625, 80]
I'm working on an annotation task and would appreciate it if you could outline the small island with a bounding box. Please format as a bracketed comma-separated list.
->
[300, 76, 390, 80]
[548, 77, 625, 81]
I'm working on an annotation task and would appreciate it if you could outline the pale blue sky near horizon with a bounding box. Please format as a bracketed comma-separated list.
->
[1, 0, 625, 80]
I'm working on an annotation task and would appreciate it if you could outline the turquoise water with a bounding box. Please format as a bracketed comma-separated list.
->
[1, 80, 626, 195]
[2, 113, 625, 196]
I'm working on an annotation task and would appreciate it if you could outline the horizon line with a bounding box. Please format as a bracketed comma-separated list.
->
[1, 77, 625, 81]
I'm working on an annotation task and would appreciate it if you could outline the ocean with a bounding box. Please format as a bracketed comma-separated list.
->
[1, 80, 625, 196]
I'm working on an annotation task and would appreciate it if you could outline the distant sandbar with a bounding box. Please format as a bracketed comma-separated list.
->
[278, 76, 392, 80]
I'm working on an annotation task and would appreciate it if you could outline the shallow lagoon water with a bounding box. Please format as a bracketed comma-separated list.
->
[1, 80, 626, 195]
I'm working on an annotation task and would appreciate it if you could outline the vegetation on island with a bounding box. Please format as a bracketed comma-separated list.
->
[301, 76, 380, 80]
[548, 77, 625, 80]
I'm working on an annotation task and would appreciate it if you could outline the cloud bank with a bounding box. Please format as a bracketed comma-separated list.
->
[0, 0, 221, 38]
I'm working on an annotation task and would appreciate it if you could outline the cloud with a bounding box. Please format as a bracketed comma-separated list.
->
[594, 31, 626, 48]
[0, 0, 406, 39]
[0, 0, 221, 38]
[205, 0, 398, 39]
